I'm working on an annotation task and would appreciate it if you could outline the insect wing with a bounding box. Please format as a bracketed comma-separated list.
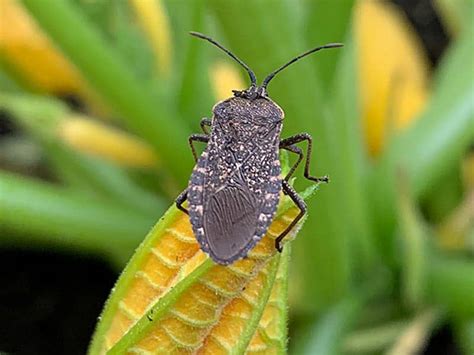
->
[203, 182, 258, 264]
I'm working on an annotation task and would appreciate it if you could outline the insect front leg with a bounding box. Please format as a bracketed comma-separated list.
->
[189, 134, 209, 162]
[175, 188, 189, 214]
[275, 180, 307, 252]
[200, 117, 212, 134]
[279, 133, 329, 183]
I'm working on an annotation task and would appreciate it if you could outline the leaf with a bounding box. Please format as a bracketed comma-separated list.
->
[397, 172, 430, 309]
[434, 0, 474, 36]
[0, 0, 90, 94]
[21, 0, 193, 183]
[196, 254, 280, 354]
[297, 296, 363, 355]
[129, 0, 173, 77]
[304, 0, 354, 87]
[0, 92, 165, 216]
[428, 258, 474, 317]
[292, 272, 390, 355]
[369, 24, 474, 250]
[0, 170, 152, 266]
[89, 185, 319, 354]
[455, 318, 474, 355]
[329, 34, 375, 275]
[354, 0, 430, 156]
[247, 246, 290, 354]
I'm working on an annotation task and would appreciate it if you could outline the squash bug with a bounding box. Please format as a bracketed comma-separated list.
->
[176, 32, 342, 265]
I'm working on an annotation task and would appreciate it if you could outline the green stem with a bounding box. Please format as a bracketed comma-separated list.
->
[0, 171, 153, 266]
[21, 0, 193, 183]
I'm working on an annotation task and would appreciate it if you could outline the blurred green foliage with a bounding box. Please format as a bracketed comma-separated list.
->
[0, 0, 473, 353]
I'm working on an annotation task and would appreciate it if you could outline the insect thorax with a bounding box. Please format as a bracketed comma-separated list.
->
[192, 97, 281, 203]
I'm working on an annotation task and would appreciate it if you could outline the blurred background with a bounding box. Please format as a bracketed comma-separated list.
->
[0, 0, 473, 354]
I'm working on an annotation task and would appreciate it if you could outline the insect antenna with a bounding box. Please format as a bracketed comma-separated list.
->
[261, 43, 343, 90]
[190, 31, 257, 87]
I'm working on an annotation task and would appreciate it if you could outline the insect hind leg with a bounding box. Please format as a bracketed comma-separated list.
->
[279, 133, 329, 183]
[175, 188, 189, 215]
[280, 144, 303, 182]
[275, 180, 307, 252]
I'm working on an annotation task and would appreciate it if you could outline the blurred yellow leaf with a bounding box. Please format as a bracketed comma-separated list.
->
[58, 115, 158, 168]
[355, 0, 431, 156]
[129, 0, 172, 77]
[210, 61, 246, 101]
[0, 0, 86, 94]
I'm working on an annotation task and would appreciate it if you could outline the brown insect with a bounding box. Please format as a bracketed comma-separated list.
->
[176, 32, 342, 265]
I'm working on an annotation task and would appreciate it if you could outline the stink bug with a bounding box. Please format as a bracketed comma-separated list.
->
[176, 32, 342, 265]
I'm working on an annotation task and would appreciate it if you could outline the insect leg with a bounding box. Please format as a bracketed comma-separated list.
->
[279, 133, 329, 183]
[200, 117, 212, 134]
[275, 180, 307, 252]
[189, 134, 209, 162]
[280, 144, 303, 181]
[175, 188, 189, 214]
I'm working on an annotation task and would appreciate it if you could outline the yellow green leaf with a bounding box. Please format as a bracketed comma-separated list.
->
[58, 115, 159, 168]
[247, 247, 290, 354]
[0, 0, 103, 112]
[89, 186, 318, 354]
